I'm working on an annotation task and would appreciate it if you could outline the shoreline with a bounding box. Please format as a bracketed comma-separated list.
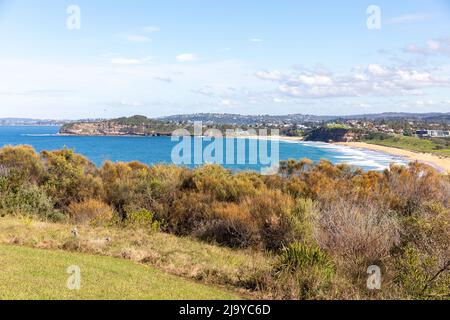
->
[337, 142, 450, 174]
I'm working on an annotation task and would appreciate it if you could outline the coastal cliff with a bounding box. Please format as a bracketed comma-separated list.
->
[304, 127, 363, 143]
[59, 115, 182, 136]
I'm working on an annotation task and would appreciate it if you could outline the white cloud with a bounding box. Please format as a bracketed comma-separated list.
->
[295, 75, 333, 86]
[176, 53, 198, 62]
[219, 99, 234, 106]
[404, 38, 450, 56]
[415, 100, 435, 106]
[367, 64, 389, 77]
[154, 76, 172, 83]
[143, 26, 160, 33]
[109, 57, 152, 65]
[118, 100, 144, 107]
[250, 38, 263, 43]
[255, 70, 285, 81]
[256, 63, 450, 99]
[387, 14, 432, 24]
[0, 58, 260, 118]
[427, 40, 441, 51]
[273, 97, 286, 103]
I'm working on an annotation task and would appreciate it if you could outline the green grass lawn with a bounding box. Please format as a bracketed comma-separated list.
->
[364, 135, 450, 157]
[0, 244, 241, 300]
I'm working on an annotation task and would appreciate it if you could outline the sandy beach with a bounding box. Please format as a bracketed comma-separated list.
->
[216, 134, 450, 173]
[337, 142, 450, 174]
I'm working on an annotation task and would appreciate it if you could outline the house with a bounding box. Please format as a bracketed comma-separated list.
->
[415, 130, 450, 138]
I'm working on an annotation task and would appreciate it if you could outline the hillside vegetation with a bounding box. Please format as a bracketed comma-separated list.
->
[0, 145, 449, 299]
[304, 127, 362, 142]
[60, 115, 183, 136]
[0, 244, 240, 300]
[364, 134, 450, 157]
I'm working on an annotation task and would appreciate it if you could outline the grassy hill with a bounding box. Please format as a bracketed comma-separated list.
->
[363, 134, 450, 157]
[0, 244, 241, 300]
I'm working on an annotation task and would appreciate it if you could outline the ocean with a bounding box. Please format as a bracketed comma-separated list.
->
[0, 126, 408, 172]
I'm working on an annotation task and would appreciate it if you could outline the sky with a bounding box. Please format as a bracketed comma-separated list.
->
[0, 0, 450, 119]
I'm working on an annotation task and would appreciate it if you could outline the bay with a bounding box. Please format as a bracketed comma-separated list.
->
[0, 126, 408, 172]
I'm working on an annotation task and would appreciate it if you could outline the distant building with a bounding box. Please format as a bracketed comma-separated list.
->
[415, 130, 450, 138]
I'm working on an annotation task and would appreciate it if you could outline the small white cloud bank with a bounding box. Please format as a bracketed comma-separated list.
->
[176, 53, 198, 62]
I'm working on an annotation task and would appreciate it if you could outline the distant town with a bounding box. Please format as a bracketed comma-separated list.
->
[2, 112, 450, 140]
[160, 112, 450, 140]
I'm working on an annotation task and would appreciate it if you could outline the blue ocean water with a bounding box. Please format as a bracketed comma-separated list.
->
[0, 126, 408, 172]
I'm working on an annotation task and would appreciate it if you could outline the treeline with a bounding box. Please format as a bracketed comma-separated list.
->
[0, 145, 449, 299]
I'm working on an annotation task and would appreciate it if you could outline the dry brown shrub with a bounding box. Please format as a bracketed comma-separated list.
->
[68, 199, 114, 225]
[243, 189, 295, 251]
[0, 145, 44, 184]
[386, 162, 450, 215]
[314, 200, 400, 274]
[169, 192, 213, 235]
[203, 202, 259, 248]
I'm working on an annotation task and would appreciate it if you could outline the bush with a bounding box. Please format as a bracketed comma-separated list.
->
[395, 246, 450, 299]
[68, 199, 114, 225]
[42, 149, 103, 210]
[99, 161, 147, 216]
[395, 201, 450, 299]
[0, 145, 44, 188]
[276, 243, 334, 275]
[274, 243, 335, 299]
[314, 201, 400, 274]
[0, 185, 62, 221]
[290, 198, 319, 244]
[146, 165, 186, 220]
[123, 208, 161, 233]
[203, 202, 259, 248]
[188, 165, 259, 202]
[169, 192, 213, 235]
[244, 189, 294, 251]
[385, 162, 449, 216]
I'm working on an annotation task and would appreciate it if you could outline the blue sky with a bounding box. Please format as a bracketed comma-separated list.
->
[0, 0, 450, 119]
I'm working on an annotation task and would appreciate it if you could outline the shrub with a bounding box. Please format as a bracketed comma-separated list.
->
[146, 165, 186, 220]
[123, 208, 161, 233]
[199, 188, 295, 250]
[385, 162, 449, 216]
[68, 199, 114, 225]
[0, 145, 44, 188]
[189, 165, 259, 202]
[276, 243, 334, 275]
[274, 243, 335, 299]
[244, 189, 295, 251]
[42, 149, 103, 210]
[279, 158, 312, 178]
[0, 184, 62, 221]
[314, 201, 400, 275]
[395, 245, 450, 299]
[290, 198, 319, 244]
[169, 192, 213, 235]
[202, 202, 259, 248]
[396, 202, 450, 299]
